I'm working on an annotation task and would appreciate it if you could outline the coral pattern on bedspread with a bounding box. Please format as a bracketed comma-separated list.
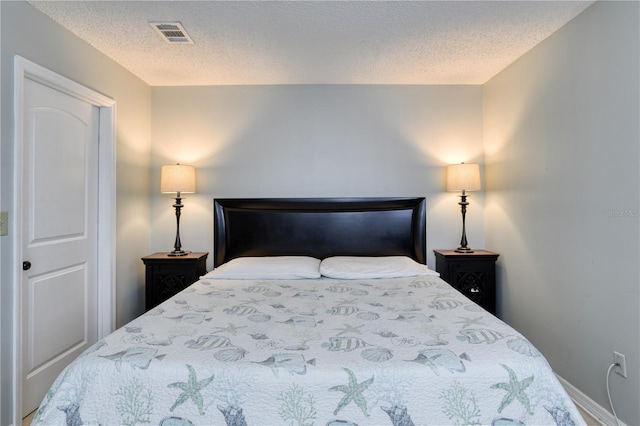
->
[34, 276, 584, 425]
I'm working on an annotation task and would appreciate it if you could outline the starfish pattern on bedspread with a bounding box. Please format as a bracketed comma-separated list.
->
[490, 364, 534, 415]
[168, 364, 215, 415]
[211, 323, 247, 335]
[334, 324, 365, 336]
[330, 368, 374, 416]
[454, 316, 487, 329]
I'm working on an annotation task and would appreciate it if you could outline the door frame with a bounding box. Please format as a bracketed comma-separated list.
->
[11, 56, 116, 423]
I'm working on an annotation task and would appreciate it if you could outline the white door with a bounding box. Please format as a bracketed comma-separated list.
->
[21, 78, 99, 415]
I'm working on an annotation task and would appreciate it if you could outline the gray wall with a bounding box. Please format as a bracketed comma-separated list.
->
[0, 2, 151, 423]
[483, 2, 639, 424]
[149, 85, 486, 270]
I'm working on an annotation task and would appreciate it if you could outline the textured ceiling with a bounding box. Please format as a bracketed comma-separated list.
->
[28, 0, 593, 86]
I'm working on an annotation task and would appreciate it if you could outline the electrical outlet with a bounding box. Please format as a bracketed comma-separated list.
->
[614, 351, 627, 378]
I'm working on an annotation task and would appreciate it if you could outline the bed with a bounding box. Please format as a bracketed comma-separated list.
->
[34, 197, 584, 426]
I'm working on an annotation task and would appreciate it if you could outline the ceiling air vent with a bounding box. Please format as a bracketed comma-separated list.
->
[149, 21, 194, 44]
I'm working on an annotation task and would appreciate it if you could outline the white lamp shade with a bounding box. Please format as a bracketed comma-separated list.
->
[446, 163, 481, 192]
[161, 164, 196, 194]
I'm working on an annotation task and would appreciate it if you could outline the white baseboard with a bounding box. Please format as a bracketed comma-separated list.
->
[556, 374, 626, 426]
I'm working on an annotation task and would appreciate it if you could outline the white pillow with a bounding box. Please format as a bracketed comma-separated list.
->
[320, 256, 439, 279]
[201, 256, 321, 280]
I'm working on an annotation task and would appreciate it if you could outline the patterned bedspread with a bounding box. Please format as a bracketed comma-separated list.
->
[34, 275, 584, 425]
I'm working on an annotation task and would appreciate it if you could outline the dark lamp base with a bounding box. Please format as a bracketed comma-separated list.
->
[168, 250, 191, 257]
[455, 247, 474, 253]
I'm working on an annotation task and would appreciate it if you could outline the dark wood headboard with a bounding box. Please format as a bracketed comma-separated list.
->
[213, 198, 426, 267]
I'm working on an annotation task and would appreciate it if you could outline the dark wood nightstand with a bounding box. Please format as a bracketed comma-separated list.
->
[433, 249, 499, 314]
[141, 252, 208, 310]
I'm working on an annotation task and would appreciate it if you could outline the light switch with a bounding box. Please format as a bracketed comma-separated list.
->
[0, 211, 8, 236]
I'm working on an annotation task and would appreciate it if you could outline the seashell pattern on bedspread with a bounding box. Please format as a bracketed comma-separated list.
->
[33, 276, 584, 425]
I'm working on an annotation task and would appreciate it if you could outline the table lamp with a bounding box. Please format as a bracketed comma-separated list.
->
[161, 163, 196, 256]
[446, 162, 481, 253]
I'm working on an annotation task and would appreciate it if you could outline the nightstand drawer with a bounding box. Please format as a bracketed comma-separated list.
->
[142, 252, 208, 310]
[434, 250, 499, 314]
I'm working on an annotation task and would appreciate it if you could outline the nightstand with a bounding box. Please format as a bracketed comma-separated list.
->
[433, 249, 499, 314]
[141, 252, 208, 310]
